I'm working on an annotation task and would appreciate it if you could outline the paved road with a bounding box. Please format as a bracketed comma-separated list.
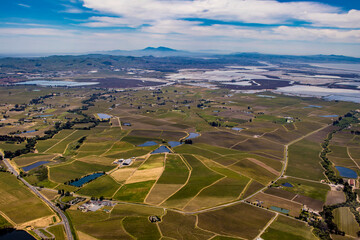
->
[2, 157, 74, 240]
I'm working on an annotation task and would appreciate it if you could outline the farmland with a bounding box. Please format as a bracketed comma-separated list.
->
[0, 81, 358, 240]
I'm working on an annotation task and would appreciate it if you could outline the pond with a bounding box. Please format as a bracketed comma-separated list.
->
[270, 206, 290, 214]
[0, 229, 35, 240]
[138, 141, 158, 147]
[232, 127, 243, 131]
[335, 166, 357, 179]
[320, 115, 339, 118]
[97, 113, 111, 120]
[304, 105, 322, 108]
[15, 80, 99, 87]
[282, 182, 293, 187]
[23, 130, 37, 133]
[35, 114, 53, 118]
[22, 161, 50, 172]
[168, 141, 183, 148]
[69, 172, 105, 187]
[257, 95, 276, 98]
[185, 133, 200, 140]
[151, 146, 171, 154]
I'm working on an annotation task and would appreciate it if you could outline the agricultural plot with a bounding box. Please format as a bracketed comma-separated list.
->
[162, 154, 223, 209]
[333, 207, 360, 237]
[0, 142, 26, 152]
[248, 192, 302, 216]
[113, 180, 155, 202]
[197, 203, 276, 239]
[325, 190, 346, 205]
[49, 160, 113, 183]
[286, 139, 325, 181]
[0, 172, 54, 225]
[264, 187, 297, 200]
[146, 154, 190, 205]
[159, 211, 214, 240]
[276, 177, 330, 202]
[232, 138, 284, 160]
[13, 153, 57, 167]
[122, 216, 161, 240]
[194, 131, 248, 148]
[77, 175, 121, 198]
[261, 215, 317, 240]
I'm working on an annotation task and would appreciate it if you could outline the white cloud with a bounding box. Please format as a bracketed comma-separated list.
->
[18, 3, 30, 8]
[81, 0, 357, 28]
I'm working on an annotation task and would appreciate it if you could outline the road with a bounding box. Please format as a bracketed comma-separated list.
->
[2, 157, 74, 240]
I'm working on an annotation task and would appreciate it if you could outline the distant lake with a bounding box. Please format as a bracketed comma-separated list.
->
[0, 229, 35, 240]
[270, 206, 290, 214]
[97, 113, 111, 120]
[15, 80, 99, 87]
[151, 146, 171, 154]
[311, 63, 360, 72]
[304, 105, 322, 109]
[35, 114, 53, 118]
[232, 127, 243, 131]
[185, 133, 200, 140]
[69, 172, 104, 187]
[138, 141, 158, 147]
[168, 141, 182, 148]
[320, 115, 338, 118]
[336, 166, 357, 179]
[22, 161, 50, 172]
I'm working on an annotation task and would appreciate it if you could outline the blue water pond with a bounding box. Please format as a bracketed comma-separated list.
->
[151, 146, 171, 154]
[69, 173, 105, 187]
[320, 115, 339, 118]
[168, 141, 183, 148]
[335, 166, 357, 179]
[22, 161, 50, 172]
[138, 141, 158, 147]
[304, 105, 322, 108]
[97, 113, 111, 120]
[270, 206, 290, 214]
[282, 182, 293, 187]
[232, 127, 243, 131]
[185, 133, 200, 140]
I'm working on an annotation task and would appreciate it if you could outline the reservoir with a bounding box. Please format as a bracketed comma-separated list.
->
[168, 141, 182, 148]
[138, 141, 158, 147]
[151, 146, 171, 154]
[22, 161, 50, 172]
[15, 80, 99, 87]
[185, 133, 200, 140]
[335, 166, 357, 179]
[69, 172, 104, 187]
[0, 229, 35, 240]
[97, 113, 111, 120]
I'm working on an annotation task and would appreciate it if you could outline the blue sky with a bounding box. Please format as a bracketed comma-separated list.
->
[0, 0, 359, 56]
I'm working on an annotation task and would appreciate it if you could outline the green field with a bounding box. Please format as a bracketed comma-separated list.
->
[77, 175, 121, 198]
[162, 154, 223, 209]
[113, 180, 155, 202]
[261, 215, 317, 240]
[333, 207, 360, 237]
[0, 172, 54, 224]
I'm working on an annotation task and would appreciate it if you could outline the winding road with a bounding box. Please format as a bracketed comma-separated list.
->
[1, 155, 74, 240]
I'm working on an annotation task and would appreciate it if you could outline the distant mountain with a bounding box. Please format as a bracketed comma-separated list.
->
[95, 46, 208, 57]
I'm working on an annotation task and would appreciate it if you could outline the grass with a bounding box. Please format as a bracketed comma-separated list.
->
[261, 215, 317, 240]
[333, 207, 360, 237]
[138, 154, 164, 170]
[49, 160, 113, 183]
[0, 214, 12, 229]
[47, 225, 66, 240]
[77, 175, 120, 198]
[197, 203, 276, 239]
[122, 216, 161, 239]
[113, 180, 155, 202]
[276, 177, 330, 202]
[286, 139, 325, 181]
[111, 204, 164, 218]
[0, 172, 54, 224]
[0, 142, 26, 152]
[162, 154, 223, 209]
[157, 154, 189, 184]
[159, 210, 214, 240]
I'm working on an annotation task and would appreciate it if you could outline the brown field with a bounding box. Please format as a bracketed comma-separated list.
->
[242, 181, 265, 199]
[145, 184, 184, 205]
[248, 192, 302, 216]
[293, 195, 324, 212]
[197, 203, 275, 239]
[110, 167, 137, 182]
[125, 167, 164, 184]
[194, 131, 248, 148]
[232, 138, 284, 160]
[264, 188, 297, 200]
[159, 211, 214, 240]
[76, 155, 115, 166]
[325, 190, 346, 206]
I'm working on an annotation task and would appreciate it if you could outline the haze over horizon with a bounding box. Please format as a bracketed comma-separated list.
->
[0, 0, 359, 57]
